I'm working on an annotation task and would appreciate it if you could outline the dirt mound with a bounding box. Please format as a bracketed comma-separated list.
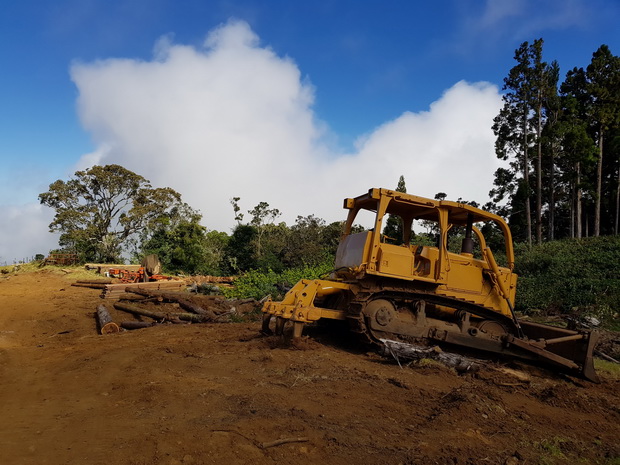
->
[0, 270, 619, 465]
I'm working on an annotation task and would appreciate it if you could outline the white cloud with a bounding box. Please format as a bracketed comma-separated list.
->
[0, 204, 58, 264]
[68, 19, 503, 236]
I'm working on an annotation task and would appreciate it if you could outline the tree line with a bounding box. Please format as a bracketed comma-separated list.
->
[490, 40, 619, 245]
[38, 164, 343, 274]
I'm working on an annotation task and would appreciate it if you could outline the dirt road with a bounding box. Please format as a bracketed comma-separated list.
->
[0, 269, 618, 464]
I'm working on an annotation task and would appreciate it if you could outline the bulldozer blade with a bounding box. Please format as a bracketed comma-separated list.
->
[576, 329, 599, 383]
[509, 321, 600, 382]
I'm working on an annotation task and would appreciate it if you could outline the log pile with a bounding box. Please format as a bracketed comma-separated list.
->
[100, 280, 186, 299]
[94, 286, 261, 333]
[113, 302, 205, 323]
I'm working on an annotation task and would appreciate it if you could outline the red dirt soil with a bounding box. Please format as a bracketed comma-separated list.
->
[0, 269, 619, 465]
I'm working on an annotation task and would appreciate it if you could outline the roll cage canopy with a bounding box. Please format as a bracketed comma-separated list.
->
[342, 188, 515, 267]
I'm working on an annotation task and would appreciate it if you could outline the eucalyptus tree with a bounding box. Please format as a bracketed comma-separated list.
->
[39, 164, 191, 262]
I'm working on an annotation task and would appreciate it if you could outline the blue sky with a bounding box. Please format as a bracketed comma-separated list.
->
[0, 0, 618, 262]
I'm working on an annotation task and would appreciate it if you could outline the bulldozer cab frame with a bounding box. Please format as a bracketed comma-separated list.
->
[335, 188, 518, 322]
[339, 187, 514, 278]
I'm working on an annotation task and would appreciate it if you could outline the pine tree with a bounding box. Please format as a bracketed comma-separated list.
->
[559, 67, 598, 238]
[493, 41, 535, 246]
[530, 40, 558, 244]
[542, 60, 561, 240]
[493, 39, 559, 244]
[383, 175, 407, 244]
[586, 45, 620, 236]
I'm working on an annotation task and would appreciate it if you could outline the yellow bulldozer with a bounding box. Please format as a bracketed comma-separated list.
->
[262, 188, 599, 382]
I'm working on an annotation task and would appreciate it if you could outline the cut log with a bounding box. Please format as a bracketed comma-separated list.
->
[77, 279, 114, 284]
[117, 293, 153, 302]
[124, 288, 218, 319]
[113, 302, 205, 323]
[72, 283, 108, 289]
[120, 321, 157, 330]
[379, 339, 481, 373]
[96, 304, 120, 334]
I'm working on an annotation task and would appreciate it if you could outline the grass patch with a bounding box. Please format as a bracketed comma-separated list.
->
[536, 436, 568, 464]
[594, 359, 620, 379]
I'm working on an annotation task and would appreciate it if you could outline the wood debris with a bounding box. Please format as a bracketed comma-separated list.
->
[93, 286, 260, 333]
[380, 338, 482, 373]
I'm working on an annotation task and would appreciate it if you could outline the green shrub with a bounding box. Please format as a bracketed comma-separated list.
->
[223, 260, 334, 300]
[514, 236, 620, 325]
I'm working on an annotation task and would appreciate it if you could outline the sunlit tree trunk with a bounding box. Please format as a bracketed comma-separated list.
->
[576, 162, 582, 239]
[594, 128, 603, 237]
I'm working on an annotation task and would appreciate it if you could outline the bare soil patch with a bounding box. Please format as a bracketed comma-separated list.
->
[0, 269, 619, 465]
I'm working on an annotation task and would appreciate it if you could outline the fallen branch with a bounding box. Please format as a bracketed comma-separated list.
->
[379, 338, 481, 373]
[595, 349, 620, 364]
[261, 437, 309, 449]
[495, 382, 528, 387]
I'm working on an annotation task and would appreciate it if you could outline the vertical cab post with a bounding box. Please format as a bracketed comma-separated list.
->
[461, 213, 474, 256]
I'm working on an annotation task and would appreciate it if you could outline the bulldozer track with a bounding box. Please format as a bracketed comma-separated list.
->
[345, 284, 518, 347]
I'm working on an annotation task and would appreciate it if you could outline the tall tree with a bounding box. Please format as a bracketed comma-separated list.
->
[223, 199, 283, 273]
[530, 41, 558, 244]
[248, 201, 281, 260]
[493, 41, 536, 246]
[542, 61, 561, 240]
[586, 45, 620, 236]
[559, 68, 598, 238]
[39, 164, 189, 262]
[494, 39, 561, 244]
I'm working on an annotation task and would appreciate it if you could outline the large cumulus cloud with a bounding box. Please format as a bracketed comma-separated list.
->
[70, 19, 503, 231]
